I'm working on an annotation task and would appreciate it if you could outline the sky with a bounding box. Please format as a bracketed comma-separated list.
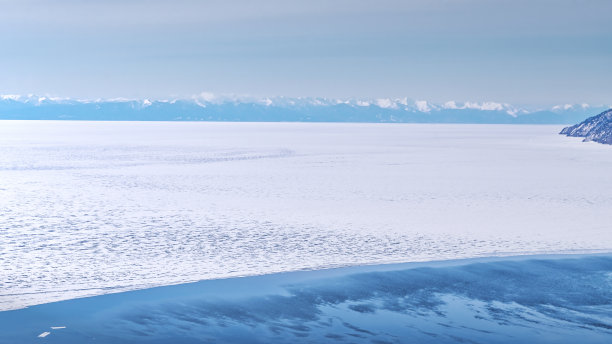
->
[0, 0, 611, 106]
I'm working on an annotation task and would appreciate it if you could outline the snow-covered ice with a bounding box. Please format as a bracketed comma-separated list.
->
[0, 121, 611, 311]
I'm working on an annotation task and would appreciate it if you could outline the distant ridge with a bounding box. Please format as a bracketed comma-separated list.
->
[0, 95, 608, 124]
[560, 109, 612, 145]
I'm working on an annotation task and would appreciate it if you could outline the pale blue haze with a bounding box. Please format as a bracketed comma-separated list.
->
[0, 0, 611, 105]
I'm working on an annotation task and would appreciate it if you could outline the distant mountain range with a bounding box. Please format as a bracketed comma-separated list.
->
[0, 94, 609, 124]
[560, 109, 612, 144]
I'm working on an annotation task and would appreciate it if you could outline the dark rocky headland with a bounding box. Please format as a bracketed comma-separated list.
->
[560, 109, 612, 145]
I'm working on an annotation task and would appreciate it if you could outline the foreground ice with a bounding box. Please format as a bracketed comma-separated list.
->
[0, 255, 610, 343]
[0, 121, 611, 310]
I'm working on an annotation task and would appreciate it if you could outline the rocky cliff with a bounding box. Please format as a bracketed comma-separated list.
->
[560, 109, 612, 144]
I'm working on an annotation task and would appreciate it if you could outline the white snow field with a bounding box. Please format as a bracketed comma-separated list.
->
[0, 121, 611, 311]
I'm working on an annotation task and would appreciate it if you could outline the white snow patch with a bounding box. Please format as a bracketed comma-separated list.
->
[415, 100, 431, 112]
[1, 94, 21, 101]
[198, 92, 217, 102]
[553, 104, 575, 111]
[463, 101, 504, 111]
[375, 98, 398, 109]
[443, 101, 458, 109]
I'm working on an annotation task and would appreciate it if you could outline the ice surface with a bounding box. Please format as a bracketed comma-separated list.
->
[1, 255, 611, 343]
[1, 121, 611, 311]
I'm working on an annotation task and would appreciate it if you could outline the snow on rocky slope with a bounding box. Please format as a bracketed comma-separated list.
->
[560, 109, 612, 144]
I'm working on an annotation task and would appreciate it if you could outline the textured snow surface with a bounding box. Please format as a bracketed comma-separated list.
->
[1, 121, 611, 311]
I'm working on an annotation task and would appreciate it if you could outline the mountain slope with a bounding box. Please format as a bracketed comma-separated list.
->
[0, 95, 607, 124]
[560, 109, 612, 144]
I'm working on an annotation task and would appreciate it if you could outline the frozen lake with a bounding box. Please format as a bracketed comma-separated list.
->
[1, 121, 611, 311]
[2, 255, 611, 343]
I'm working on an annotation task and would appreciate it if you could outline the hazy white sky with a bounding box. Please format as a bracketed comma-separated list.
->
[0, 0, 611, 105]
